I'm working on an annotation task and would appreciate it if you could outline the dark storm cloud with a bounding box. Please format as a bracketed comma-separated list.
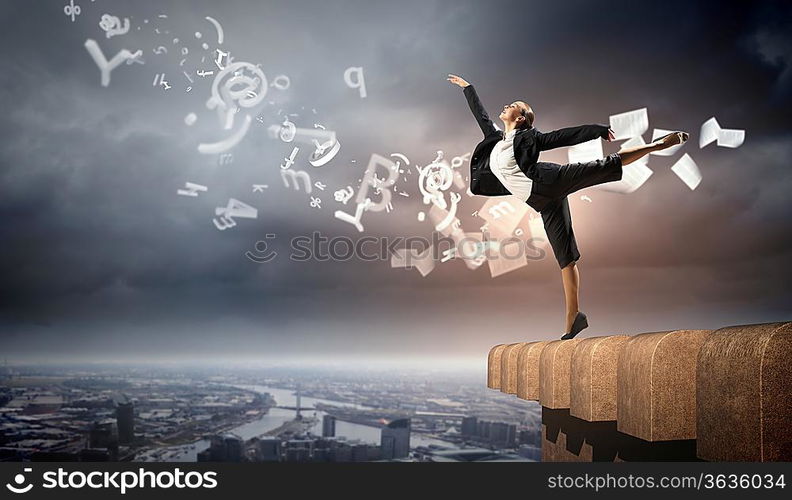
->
[1, 0, 790, 360]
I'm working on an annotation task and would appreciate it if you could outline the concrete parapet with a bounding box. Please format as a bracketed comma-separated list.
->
[570, 335, 630, 422]
[539, 339, 583, 409]
[697, 321, 792, 461]
[617, 329, 711, 441]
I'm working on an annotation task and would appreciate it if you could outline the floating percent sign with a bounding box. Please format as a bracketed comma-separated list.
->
[64, 0, 81, 22]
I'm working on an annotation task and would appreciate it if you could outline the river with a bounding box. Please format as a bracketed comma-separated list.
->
[145, 384, 457, 461]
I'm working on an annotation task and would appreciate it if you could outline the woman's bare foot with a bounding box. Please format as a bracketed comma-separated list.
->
[653, 131, 689, 149]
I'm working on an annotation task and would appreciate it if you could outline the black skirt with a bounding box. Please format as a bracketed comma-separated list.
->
[525, 153, 623, 268]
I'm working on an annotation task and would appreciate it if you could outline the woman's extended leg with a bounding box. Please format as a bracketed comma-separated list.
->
[561, 261, 580, 333]
[527, 131, 691, 203]
[619, 131, 689, 165]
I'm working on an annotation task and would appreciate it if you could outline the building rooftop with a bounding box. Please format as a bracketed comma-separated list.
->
[488, 320, 791, 462]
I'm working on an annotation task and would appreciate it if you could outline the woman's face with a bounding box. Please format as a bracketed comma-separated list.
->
[499, 101, 528, 126]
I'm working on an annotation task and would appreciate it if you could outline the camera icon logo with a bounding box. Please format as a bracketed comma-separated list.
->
[5, 468, 34, 494]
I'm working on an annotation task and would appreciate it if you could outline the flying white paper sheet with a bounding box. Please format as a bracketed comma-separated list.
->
[717, 128, 745, 148]
[568, 138, 603, 164]
[671, 153, 702, 190]
[477, 197, 529, 236]
[390, 247, 436, 277]
[699, 117, 745, 149]
[487, 239, 528, 278]
[699, 117, 720, 148]
[609, 108, 648, 140]
[527, 215, 548, 248]
[650, 128, 685, 156]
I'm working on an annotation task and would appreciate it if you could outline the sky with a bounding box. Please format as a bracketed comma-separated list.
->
[1, 0, 790, 364]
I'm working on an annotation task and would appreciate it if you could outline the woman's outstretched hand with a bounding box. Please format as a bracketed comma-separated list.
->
[605, 128, 615, 141]
[447, 74, 470, 88]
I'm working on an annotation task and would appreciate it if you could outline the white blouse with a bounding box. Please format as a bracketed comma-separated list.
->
[488, 129, 534, 201]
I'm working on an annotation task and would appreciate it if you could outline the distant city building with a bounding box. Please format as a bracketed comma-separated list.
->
[285, 447, 310, 462]
[285, 439, 312, 462]
[489, 422, 517, 448]
[0, 389, 11, 407]
[314, 437, 340, 450]
[477, 420, 491, 439]
[322, 415, 336, 437]
[89, 420, 117, 449]
[88, 420, 118, 460]
[351, 443, 369, 462]
[519, 429, 541, 447]
[257, 437, 282, 462]
[461, 416, 478, 436]
[506, 424, 517, 448]
[517, 444, 541, 461]
[489, 422, 506, 446]
[225, 434, 244, 462]
[380, 418, 410, 460]
[366, 445, 382, 461]
[286, 439, 313, 450]
[199, 433, 244, 462]
[312, 447, 330, 462]
[116, 401, 134, 444]
[331, 445, 352, 462]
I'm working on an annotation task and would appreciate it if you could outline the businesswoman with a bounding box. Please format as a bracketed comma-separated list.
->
[447, 74, 688, 339]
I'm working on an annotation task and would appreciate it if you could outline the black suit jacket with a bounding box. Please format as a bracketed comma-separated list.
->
[463, 84, 610, 196]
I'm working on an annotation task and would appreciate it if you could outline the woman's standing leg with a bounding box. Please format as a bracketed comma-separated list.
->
[539, 196, 584, 336]
[561, 261, 580, 333]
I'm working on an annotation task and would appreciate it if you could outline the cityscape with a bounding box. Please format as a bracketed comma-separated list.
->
[0, 361, 540, 462]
